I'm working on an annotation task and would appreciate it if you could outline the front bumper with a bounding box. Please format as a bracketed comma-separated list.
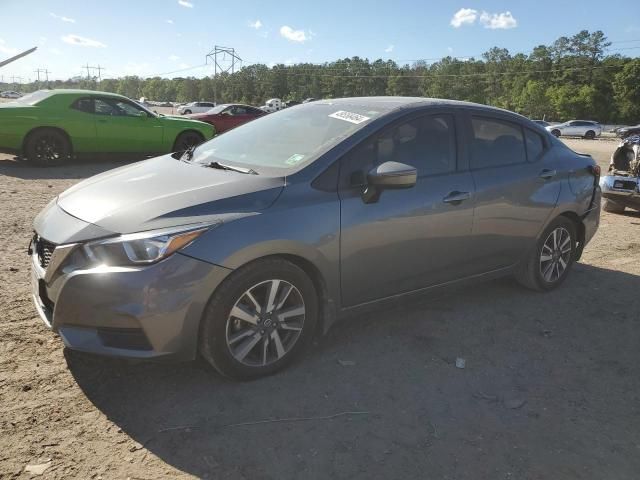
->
[600, 175, 640, 209]
[31, 242, 231, 361]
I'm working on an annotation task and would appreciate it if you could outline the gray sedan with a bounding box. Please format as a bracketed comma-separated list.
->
[30, 97, 601, 379]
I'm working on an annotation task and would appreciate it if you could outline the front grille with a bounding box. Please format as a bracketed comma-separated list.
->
[34, 235, 56, 269]
[97, 328, 153, 351]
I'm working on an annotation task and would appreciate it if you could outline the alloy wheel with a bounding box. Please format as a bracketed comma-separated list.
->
[225, 279, 305, 367]
[539, 227, 572, 283]
[34, 135, 64, 164]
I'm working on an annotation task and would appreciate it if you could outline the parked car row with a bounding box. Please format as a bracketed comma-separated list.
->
[0, 89, 215, 165]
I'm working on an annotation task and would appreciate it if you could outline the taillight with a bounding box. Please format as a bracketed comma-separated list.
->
[589, 165, 601, 177]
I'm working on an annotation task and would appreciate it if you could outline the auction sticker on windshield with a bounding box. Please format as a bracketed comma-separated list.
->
[329, 110, 371, 124]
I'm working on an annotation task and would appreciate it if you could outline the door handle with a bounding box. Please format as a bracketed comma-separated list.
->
[443, 191, 470, 205]
[539, 169, 557, 180]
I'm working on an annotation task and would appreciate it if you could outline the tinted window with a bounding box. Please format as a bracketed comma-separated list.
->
[525, 129, 545, 161]
[471, 117, 526, 169]
[71, 97, 93, 113]
[343, 114, 456, 179]
[95, 99, 116, 115]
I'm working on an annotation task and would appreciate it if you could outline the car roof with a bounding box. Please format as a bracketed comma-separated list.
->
[311, 96, 530, 120]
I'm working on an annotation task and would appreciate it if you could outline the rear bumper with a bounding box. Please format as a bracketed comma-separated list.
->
[31, 247, 232, 361]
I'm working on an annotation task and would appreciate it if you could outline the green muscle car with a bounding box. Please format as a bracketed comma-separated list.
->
[0, 89, 215, 165]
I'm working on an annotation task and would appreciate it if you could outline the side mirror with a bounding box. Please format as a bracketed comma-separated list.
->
[361, 161, 417, 203]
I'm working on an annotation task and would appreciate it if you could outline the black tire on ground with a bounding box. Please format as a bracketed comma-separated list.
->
[172, 130, 204, 153]
[199, 258, 318, 380]
[515, 216, 577, 292]
[602, 198, 626, 214]
[551, 129, 561, 137]
[584, 130, 596, 140]
[24, 129, 71, 166]
[183, 109, 192, 115]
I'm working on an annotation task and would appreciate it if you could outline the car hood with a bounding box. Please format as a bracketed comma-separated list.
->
[56, 154, 285, 234]
[159, 115, 210, 127]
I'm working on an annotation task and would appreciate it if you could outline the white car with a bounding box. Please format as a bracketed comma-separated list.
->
[0, 90, 22, 99]
[176, 101, 216, 115]
[546, 120, 602, 139]
[260, 98, 283, 113]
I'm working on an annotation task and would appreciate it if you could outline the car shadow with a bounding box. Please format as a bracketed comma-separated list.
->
[0, 155, 149, 180]
[67, 263, 640, 479]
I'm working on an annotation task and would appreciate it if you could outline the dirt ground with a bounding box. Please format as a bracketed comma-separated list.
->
[1, 138, 639, 479]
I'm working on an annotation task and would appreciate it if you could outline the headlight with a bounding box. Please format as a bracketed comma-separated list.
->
[83, 223, 214, 266]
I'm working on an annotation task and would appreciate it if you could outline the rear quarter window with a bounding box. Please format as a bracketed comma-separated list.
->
[524, 129, 545, 162]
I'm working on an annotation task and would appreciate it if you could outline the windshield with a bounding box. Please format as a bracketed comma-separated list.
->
[206, 104, 229, 114]
[13, 90, 54, 105]
[192, 103, 379, 173]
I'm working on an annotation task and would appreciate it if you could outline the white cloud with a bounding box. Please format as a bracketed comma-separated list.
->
[168, 54, 180, 61]
[50, 12, 76, 23]
[450, 8, 478, 27]
[479, 11, 517, 29]
[166, 19, 174, 24]
[280, 25, 307, 43]
[0, 38, 18, 55]
[178, 0, 193, 7]
[249, 19, 262, 29]
[447, 46, 453, 53]
[384, 44, 394, 53]
[61, 34, 106, 48]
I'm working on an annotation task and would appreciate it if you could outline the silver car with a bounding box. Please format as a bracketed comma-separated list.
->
[30, 97, 602, 379]
[546, 120, 602, 139]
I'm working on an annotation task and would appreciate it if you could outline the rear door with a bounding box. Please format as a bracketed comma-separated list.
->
[339, 110, 477, 307]
[66, 97, 98, 152]
[93, 97, 164, 153]
[465, 113, 561, 272]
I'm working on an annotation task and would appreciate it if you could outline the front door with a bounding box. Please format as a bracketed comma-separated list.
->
[93, 97, 164, 153]
[339, 112, 477, 307]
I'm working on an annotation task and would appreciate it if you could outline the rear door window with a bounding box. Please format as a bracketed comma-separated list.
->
[71, 97, 93, 113]
[524, 129, 545, 162]
[470, 117, 526, 169]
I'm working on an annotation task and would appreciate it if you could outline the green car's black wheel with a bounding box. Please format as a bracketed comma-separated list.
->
[173, 130, 204, 153]
[24, 129, 71, 166]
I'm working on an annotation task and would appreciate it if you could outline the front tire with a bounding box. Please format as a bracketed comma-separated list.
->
[199, 258, 318, 380]
[516, 217, 577, 291]
[603, 198, 625, 214]
[584, 130, 596, 140]
[24, 129, 71, 166]
[551, 129, 561, 137]
[183, 109, 192, 115]
[172, 130, 204, 153]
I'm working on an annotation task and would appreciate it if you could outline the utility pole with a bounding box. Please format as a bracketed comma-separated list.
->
[83, 64, 105, 82]
[34, 68, 50, 83]
[206, 45, 242, 104]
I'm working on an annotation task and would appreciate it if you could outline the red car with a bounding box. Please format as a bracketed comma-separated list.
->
[188, 104, 265, 133]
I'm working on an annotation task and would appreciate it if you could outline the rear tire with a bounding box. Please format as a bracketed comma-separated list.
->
[172, 130, 204, 153]
[551, 129, 561, 137]
[516, 216, 577, 292]
[602, 198, 626, 214]
[584, 130, 596, 140]
[24, 129, 71, 166]
[199, 258, 318, 380]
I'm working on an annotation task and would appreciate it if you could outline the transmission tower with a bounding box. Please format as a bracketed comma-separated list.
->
[34, 68, 50, 83]
[205, 45, 242, 103]
[83, 64, 105, 81]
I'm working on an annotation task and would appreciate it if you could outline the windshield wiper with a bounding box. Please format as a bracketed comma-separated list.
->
[203, 161, 258, 175]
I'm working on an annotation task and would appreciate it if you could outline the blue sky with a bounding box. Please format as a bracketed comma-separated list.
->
[1, 0, 639, 82]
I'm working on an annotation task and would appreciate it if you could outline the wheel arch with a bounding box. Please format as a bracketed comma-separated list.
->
[557, 211, 586, 260]
[22, 126, 73, 154]
[172, 128, 205, 150]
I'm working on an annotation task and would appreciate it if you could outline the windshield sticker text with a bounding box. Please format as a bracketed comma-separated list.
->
[329, 110, 371, 124]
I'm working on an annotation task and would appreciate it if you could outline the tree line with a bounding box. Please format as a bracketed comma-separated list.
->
[3, 30, 640, 123]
